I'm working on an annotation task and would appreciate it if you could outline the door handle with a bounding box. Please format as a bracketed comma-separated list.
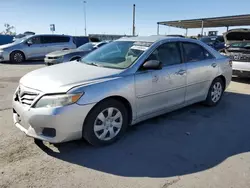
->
[176, 69, 186, 75]
[211, 63, 217, 68]
[152, 75, 159, 82]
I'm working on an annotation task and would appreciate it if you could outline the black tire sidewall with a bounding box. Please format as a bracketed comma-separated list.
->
[83, 99, 128, 146]
[10, 51, 24, 63]
[205, 78, 224, 106]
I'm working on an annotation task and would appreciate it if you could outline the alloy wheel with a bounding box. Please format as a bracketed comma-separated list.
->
[211, 82, 222, 103]
[14, 53, 23, 63]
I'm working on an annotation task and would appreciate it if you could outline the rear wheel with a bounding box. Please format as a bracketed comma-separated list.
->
[83, 99, 128, 146]
[10, 51, 25, 63]
[204, 77, 224, 106]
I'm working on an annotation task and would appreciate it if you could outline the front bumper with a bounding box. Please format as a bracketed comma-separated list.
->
[232, 61, 250, 77]
[44, 56, 63, 65]
[13, 99, 95, 143]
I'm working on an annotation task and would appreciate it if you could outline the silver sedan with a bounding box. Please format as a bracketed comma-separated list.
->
[13, 36, 232, 146]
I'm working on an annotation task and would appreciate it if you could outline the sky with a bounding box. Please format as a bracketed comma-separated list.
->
[1, 0, 250, 36]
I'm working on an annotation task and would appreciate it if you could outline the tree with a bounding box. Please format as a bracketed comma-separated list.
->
[1, 23, 16, 35]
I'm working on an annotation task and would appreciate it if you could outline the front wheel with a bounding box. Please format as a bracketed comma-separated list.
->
[204, 77, 224, 106]
[83, 99, 128, 146]
[10, 51, 25, 63]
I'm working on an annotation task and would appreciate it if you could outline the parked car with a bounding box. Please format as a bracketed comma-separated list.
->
[199, 36, 225, 51]
[166, 34, 185, 38]
[44, 41, 108, 65]
[13, 36, 232, 146]
[220, 29, 250, 77]
[0, 34, 14, 45]
[73, 36, 90, 48]
[0, 34, 76, 63]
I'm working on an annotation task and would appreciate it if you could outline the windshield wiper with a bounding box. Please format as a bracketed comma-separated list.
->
[86, 62, 102, 67]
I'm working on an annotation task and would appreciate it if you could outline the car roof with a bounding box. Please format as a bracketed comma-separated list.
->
[33, 34, 72, 37]
[117, 35, 177, 43]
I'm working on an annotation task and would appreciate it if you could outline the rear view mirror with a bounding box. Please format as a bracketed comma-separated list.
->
[142, 60, 162, 70]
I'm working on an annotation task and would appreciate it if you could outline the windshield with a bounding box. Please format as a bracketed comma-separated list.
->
[78, 42, 94, 51]
[13, 36, 31, 44]
[80, 41, 148, 69]
[230, 42, 250, 48]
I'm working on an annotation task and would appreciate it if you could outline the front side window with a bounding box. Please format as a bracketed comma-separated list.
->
[147, 42, 182, 66]
[80, 41, 148, 69]
[41, 36, 70, 44]
[182, 42, 214, 62]
[29, 36, 41, 44]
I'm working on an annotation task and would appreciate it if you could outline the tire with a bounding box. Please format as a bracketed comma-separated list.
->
[204, 77, 224, 106]
[83, 99, 128, 146]
[10, 51, 25, 63]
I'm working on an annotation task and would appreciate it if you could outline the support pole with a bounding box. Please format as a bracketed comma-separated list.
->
[185, 28, 188, 37]
[157, 23, 159, 35]
[201, 20, 204, 36]
[132, 4, 136, 36]
[226, 26, 229, 31]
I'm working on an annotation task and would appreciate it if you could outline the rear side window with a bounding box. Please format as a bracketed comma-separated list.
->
[182, 42, 214, 62]
[42, 36, 70, 44]
[57, 36, 70, 42]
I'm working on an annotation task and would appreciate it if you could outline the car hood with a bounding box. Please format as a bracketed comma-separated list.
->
[20, 62, 124, 93]
[224, 29, 250, 45]
[46, 49, 79, 57]
[0, 42, 16, 50]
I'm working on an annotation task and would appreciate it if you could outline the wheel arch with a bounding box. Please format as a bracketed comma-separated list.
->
[70, 56, 81, 61]
[216, 75, 226, 90]
[10, 50, 26, 61]
[82, 95, 133, 132]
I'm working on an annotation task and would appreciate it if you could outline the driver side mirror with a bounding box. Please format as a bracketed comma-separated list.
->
[142, 60, 162, 70]
[26, 40, 33, 46]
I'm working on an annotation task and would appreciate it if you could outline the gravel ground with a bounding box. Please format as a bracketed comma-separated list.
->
[0, 62, 250, 188]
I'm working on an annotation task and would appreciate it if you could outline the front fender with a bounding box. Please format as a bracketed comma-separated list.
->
[68, 75, 136, 119]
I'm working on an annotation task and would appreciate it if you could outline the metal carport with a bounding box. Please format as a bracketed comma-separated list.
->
[157, 14, 250, 36]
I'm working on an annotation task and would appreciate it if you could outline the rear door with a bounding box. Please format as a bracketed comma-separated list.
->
[181, 42, 218, 102]
[42, 36, 71, 54]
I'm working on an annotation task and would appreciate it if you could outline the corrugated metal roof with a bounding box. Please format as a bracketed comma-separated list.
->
[158, 14, 250, 29]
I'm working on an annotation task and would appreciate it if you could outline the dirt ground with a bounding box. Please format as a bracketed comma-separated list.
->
[0, 62, 250, 188]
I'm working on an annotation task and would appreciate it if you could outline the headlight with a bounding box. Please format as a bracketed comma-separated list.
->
[34, 93, 83, 108]
[57, 56, 64, 62]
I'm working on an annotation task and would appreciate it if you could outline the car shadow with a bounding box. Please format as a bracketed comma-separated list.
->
[232, 76, 250, 84]
[35, 91, 250, 178]
[0, 60, 44, 65]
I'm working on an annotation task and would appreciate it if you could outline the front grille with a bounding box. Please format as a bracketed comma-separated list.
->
[15, 86, 39, 106]
[47, 56, 59, 60]
[230, 54, 250, 62]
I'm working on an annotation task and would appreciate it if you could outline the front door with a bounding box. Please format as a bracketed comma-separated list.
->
[24, 36, 45, 59]
[181, 42, 219, 102]
[135, 42, 186, 117]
